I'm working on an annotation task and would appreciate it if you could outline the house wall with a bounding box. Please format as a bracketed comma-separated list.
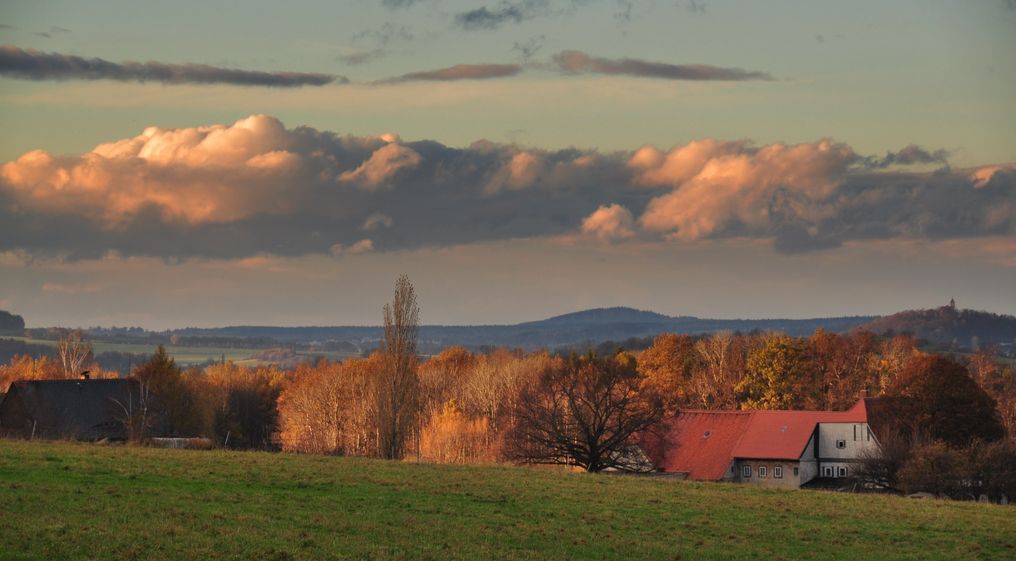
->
[733, 459, 802, 489]
[816, 422, 879, 478]
[798, 430, 819, 485]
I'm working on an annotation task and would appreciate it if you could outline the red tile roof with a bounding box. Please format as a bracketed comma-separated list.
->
[640, 411, 752, 480]
[645, 399, 870, 479]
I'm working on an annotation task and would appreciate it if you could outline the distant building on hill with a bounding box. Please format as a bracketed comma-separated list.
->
[0, 379, 143, 441]
[639, 398, 890, 489]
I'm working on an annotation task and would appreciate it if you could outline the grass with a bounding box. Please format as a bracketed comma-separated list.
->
[0, 440, 1013, 561]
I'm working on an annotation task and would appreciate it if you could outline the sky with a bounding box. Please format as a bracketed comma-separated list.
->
[0, 0, 1014, 329]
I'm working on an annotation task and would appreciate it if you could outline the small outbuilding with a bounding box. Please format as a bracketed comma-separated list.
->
[0, 379, 142, 441]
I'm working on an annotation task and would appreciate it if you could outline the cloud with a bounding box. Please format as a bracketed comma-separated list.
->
[338, 142, 423, 188]
[0, 44, 343, 87]
[352, 23, 414, 46]
[338, 48, 388, 66]
[382, 0, 424, 7]
[870, 144, 948, 168]
[330, 239, 375, 256]
[551, 50, 772, 81]
[33, 26, 71, 39]
[375, 63, 523, 84]
[1, 115, 1010, 261]
[362, 213, 394, 231]
[456, 1, 548, 30]
[581, 204, 636, 242]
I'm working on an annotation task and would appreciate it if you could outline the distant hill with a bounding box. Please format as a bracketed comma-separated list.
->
[860, 302, 1016, 349]
[171, 307, 879, 351]
[0, 310, 25, 335]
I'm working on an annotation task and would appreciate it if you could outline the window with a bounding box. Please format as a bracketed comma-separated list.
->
[853, 425, 858, 441]
[759, 466, 768, 478]
[835, 439, 846, 449]
[742, 465, 751, 478]
[774, 466, 783, 479]
[793, 467, 799, 476]
[838, 466, 847, 477]
[823, 466, 833, 477]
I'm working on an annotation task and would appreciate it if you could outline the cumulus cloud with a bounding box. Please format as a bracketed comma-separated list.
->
[375, 63, 523, 84]
[0, 44, 343, 87]
[552, 50, 772, 81]
[582, 204, 637, 242]
[1, 115, 1011, 260]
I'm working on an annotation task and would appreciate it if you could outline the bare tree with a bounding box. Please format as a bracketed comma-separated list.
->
[57, 330, 94, 377]
[508, 353, 663, 472]
[375, 274, 421, 460]
[112, 378, 152, 443]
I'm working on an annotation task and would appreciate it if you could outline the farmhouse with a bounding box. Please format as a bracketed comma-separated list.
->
[640, 398, 887, 488]
[0, 379, 142, 441]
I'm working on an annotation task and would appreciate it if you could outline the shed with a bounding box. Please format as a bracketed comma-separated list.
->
[0, 379, 141, 440]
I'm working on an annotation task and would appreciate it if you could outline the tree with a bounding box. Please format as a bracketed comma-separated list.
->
[277, 360, 350, 455]
[690, 331, 744, 410]
[508, 353, 663, 472]
[897, 440, 969, 498]
[57, 330, 93, 377]
[738, 334, 811, 410]
[887, 354, 1005, 446]
[375, 274, 421, 460]
[419, 400, 496, 464]
[852, 428, 914, 493]
[131, 345, 198, 437]
[637, 334, 699, 415]
[204, 362, 286, 449]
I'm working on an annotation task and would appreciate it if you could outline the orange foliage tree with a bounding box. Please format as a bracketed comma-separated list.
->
[419, 400, 496, 464]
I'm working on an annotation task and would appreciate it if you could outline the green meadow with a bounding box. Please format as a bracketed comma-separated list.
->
[3, 336, 354, 367]
[1, 441, 1013, 561]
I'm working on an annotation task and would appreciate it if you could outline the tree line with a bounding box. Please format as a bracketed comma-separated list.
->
[1, 277, 1013, 499]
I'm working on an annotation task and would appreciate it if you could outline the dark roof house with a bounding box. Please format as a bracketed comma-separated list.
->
[0, 379, 142, 441]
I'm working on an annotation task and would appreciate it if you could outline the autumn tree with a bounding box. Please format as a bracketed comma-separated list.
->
[508, 353, 663, 472]
[130, 345, 202, 437]
[887, 354, 1005, 446]
[738, 334, 811, 410]
[637, 334, 700, 415]
[418, 346, 475, 421]
[375, 274, 421, 460]
[203, 362, 287, 449]
[0, 355, 63, 389]
[420, 400, 496, 464]
[689, 331, 745, 410]
[57, 330, 93, 377]
[806, 329, 880, 410]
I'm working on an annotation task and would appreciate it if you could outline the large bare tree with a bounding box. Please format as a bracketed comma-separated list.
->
[375, 274, 421, 460]
[508, 353, 663, 472]
[57, 330, 94, 377]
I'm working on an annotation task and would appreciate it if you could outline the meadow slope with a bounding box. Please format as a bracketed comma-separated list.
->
[0, 440, 1013, 561]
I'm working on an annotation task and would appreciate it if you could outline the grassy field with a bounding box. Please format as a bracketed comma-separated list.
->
[1, 443, 1014, 560]
[3, 337, 354, 367]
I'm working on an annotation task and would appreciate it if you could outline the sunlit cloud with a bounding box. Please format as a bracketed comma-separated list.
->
[1, 114, 1010, 261]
